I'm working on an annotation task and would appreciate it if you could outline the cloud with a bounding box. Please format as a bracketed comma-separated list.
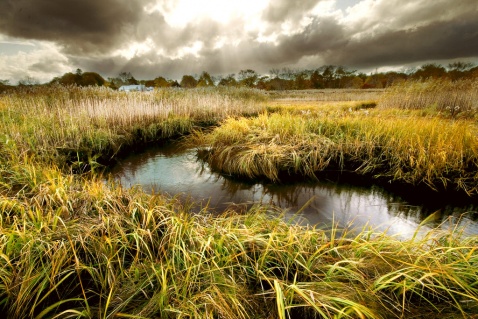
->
[0, 42, 70, 83]
[262, 0, 321, 23]
[0, 0, 153, 54]
[327, 6, 478, 67]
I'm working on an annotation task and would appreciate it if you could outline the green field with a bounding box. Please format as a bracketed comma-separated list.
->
[1, 82, 477, 318]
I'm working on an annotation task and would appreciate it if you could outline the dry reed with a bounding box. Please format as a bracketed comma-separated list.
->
[379, 78, 478, 118]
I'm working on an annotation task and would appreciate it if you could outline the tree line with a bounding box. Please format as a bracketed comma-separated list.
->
[1, 62, 477, 92]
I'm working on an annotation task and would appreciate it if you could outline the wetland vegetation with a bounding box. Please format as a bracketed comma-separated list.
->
[1, 81, 478, 318]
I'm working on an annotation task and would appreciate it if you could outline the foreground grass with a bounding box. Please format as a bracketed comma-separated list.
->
[1, 164, 477, 318]
[0, 86, 477, 318]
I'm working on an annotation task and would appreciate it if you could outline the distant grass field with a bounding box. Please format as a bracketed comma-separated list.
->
[0, 84, 477, 318]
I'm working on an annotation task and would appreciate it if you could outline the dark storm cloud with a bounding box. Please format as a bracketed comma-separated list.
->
[270, 17, 346, 63]
[0, 0, 153, 54]
[326, 10, 478, 67]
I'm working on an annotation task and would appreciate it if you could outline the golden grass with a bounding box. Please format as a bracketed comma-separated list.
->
[0, 86, 477, 318]
[194, 101, 478, 194]
[380, 78, 478, 119]
[1, 169, 477, 318]
[266, 89, 385, 102]
[0, 86, 266, 172]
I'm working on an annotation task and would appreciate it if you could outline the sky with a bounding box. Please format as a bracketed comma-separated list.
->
[0, 0, 477, 84]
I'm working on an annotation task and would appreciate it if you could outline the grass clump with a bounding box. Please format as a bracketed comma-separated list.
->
[193, 101, 478, 195]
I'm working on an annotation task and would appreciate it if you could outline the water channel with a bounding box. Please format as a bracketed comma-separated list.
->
[108, 144, 478, 238]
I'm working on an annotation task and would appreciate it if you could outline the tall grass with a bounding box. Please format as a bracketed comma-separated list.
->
[380, 78, 478, 118]
[267, 89, 385, 102]
[0, 86, 266, 171]
[0, 86, 477, 318]
[1, 167, 477, 318]
[193, 103, 478, 195]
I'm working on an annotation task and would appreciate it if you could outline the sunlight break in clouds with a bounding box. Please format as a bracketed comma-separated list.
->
[150, 0, 269, 27]
[115, 38, 157, 60]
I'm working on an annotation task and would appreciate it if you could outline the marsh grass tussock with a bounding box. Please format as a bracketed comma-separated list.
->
[0, 85, 477, 318]
[196, 101, 478, 195]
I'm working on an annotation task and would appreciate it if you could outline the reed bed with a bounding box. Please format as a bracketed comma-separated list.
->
[1, 86, 478, 318]
[194, 104, 478, 195]
[0, 86, 266, 170]
[266, 89, 385, 102]
[379, 79, 478, 118]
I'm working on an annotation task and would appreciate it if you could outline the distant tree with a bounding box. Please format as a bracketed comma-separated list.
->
[279, 67, 295, 80]
[218, 74, 238, 87]
[180, 75, 198, 88]
[151, 76, 171, 88]
[334, 66, 356, 88]
[294, 72, 311, 90]
[80, 72, 105, 86]
[0, 79, 10, 93]
[255, 76, 270, 90]
[106, 71, 138, 89]
[382, 71, 407, 87]
[107, 77, 121, 89]
[412, 63, 446, 79]
[319, 65, 336, 88]
[310, 70, 324, 89]
[344, 76, 363, 89]
[362, 73, 387, 89]
[238, 69, 258, 87]
[447, 62, 475, 80]
[51, 71, 105, 87]
[269, 68, 281, 79]
[266, 77, 289, 90]
[118, 71, 131, 83]
[170, 80, 181, 87]
[197, 71, 214, 87]
[448, 62, 474, 72]
[118, 71, 138, 85]
[53, 72, 76, 85]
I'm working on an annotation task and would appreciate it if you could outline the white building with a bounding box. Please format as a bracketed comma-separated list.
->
[118, 85, 153, 92]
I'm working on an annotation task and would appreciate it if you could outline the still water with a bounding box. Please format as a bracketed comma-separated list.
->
[108, 144, 478, 237]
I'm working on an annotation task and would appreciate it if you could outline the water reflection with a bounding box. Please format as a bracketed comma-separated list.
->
[108, 145, 478, 237]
